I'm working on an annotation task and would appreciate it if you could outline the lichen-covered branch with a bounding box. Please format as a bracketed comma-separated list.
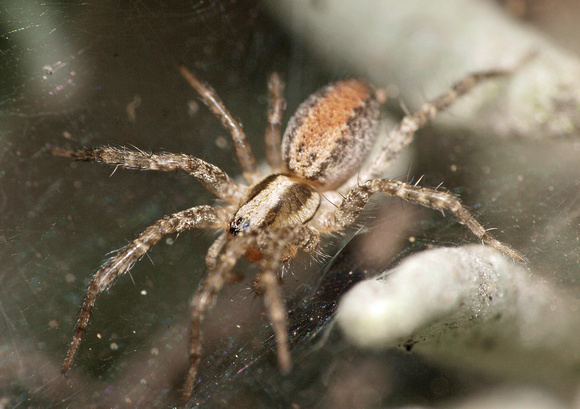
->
[336, 245, 580, 392]
[266, 0, 580, 138]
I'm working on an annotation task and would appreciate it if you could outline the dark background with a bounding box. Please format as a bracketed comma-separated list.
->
[1, 1, 579, 408]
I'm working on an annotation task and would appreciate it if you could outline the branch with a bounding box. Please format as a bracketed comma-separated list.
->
[336, 245, 580, 391]
[266, 0, 580, 138]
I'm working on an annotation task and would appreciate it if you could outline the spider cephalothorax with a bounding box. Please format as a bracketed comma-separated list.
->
[54, 64, 525, 402]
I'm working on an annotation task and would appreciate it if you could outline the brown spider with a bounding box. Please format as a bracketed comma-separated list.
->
[53, 64, 525, 402]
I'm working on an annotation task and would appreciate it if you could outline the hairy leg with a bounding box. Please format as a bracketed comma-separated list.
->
[179, 65, 261, 184]
[52, 147, 247, 204]
[264, 72, 285, 172]
[205, 231, 227, 271]
[331, 179, 525, 263]
[184, 225, 319, 402]
[341, 68, 514, 193]
[62, 205, 223, 375]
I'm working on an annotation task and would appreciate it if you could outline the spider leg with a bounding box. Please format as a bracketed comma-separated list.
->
[184, 225, 319, 402]
[264, 72, 285, 172]
[346, 68, 514, 192]
[253, 226, 319, 374]
[179, 65, 261, 184]
[205, 230, 227, 271]
[329, 179, 526, 263]
[52, 147, 247, 204]
[185, 233, 251, 402]
[258, 252, 291, 373]
[62, 205, 224, 375]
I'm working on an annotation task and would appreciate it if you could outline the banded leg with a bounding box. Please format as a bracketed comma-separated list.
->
[62, 205, 223, 375]
[258, 242, 293, 375]
[179, 65, 261, 184]
[347, 68, 514, 192]
[264, 72, 285, 172]
[331, 179, 526, 263]
[52, 147, 246, 204]
[184, 225, 319, 402]
[254, 225, 319, 374]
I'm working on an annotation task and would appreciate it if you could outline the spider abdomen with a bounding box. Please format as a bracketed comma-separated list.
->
[282, 80, 380, 190]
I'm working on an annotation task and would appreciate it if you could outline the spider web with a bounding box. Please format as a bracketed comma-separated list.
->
[1, 1, 578, 408]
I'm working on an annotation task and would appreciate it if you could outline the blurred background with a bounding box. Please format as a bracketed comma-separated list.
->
[1, 1, 579, 407]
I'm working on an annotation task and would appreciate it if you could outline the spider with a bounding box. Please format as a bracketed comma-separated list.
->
[53, 64, 525, 402]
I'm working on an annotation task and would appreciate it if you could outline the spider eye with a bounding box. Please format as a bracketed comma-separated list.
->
[229, 218, 250, 235]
